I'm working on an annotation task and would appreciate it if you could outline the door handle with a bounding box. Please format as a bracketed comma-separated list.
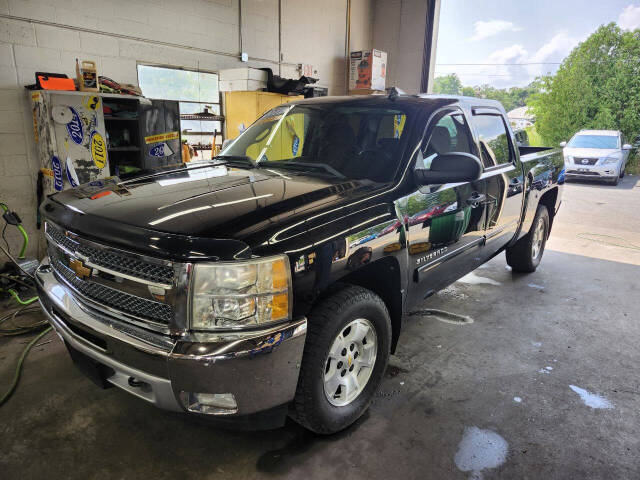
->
[466, 192, 486, 208]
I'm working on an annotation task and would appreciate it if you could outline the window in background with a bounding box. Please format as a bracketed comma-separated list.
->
[137, 65, 222, 161]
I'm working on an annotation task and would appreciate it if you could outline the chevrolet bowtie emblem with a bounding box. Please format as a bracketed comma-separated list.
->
[69, 258, 92, 280]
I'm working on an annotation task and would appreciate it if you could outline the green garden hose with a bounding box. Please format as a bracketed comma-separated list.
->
[15, 224, 28, 260]
[0, 202, 28, 259]
[0, 326, 52, 406]
[7, 289, 38, 305]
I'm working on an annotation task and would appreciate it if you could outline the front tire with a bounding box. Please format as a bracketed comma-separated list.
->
[291, 285, 391, 434]
[506, 205, 549, 273]
[610, 174, 620, 186]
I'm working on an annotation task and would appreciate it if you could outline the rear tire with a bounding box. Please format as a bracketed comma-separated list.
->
[290, 285, 391, 434]
[506, 205, 549, 273]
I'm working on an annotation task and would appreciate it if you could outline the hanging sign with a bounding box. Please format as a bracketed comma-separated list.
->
[51, 156, 64, 191]
[144, 131, 179, 144]
[65, 107, 84, 145]
[66, 158, 79, 187]
[90, 131, 107, 169]
[149, 142, 174, 158]
[292, 135, 300, 156]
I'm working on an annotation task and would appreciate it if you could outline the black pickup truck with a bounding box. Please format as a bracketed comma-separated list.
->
[36, 94, 564, 434]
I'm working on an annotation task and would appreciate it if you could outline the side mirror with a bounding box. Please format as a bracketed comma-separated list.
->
[414, 152, 483, 185]
[221, 138, 235, 151]
[623, 143, 632, 150]
[559, 141, 567, 147]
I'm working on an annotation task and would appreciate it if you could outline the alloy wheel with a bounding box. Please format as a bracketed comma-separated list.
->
[323, 318, 378, 407]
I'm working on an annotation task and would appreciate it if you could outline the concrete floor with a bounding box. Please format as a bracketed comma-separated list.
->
[2, 175, 640, 479]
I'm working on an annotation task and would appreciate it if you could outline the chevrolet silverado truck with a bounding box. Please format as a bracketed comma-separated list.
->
[36, 94, 564, 434]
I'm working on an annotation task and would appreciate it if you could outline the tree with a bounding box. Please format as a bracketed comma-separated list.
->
[433, 74, 463, 95]
[527, 23, 640, 144]
[461, 83, 539, 112]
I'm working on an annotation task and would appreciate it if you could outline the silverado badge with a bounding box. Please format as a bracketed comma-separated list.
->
[69, 258, 92, 280]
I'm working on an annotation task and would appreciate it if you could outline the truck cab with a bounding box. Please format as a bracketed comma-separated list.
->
[36, 94, 564, 433]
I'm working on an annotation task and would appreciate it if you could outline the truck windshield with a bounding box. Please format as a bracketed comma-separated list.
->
[219, 103, 409, 182]
[567, 135, 618, 149]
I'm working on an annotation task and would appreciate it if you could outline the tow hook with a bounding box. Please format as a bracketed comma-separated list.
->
[128, 377, 145, 388]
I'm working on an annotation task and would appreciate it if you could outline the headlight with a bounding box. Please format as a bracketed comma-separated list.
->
[601, 156, 619, 165]
[190, 255, 291, 330]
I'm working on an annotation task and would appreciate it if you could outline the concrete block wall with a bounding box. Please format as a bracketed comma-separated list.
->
[0, 0, 374, 264]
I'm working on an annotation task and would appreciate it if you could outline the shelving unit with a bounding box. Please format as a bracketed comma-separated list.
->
[103, 96, 142, 177]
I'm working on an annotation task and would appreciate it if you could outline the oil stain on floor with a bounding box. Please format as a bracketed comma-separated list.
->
[569, 385, 614, 409]
[454, 426, 508, 479]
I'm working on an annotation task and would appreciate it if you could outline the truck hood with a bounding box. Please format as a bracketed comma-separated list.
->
[44, 163, 381, 260]
[563, 147, 621, 158]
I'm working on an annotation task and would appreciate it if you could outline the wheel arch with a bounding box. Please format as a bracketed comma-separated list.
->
[538, 187, 559, 235]
[315, 257, 403, 354]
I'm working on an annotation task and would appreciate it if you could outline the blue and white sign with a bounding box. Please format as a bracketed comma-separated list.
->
[65, 158, 79, 188]
[292, 135, 300, 156]
[65, 107, 84, 145]
[51, 155, 64, 191]
[149, 142, 174, 158]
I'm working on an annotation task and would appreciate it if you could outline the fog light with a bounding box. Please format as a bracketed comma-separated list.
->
[180, 392, 238, 415]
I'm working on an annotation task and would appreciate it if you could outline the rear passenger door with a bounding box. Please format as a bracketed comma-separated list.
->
[401, 108, 489, 303]
[471, 108, 523, 254]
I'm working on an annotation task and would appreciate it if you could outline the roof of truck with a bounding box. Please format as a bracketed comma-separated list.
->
[289, 93, 505, 110]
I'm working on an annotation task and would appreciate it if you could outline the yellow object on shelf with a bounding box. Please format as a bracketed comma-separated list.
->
[76, 59, 99, 92]
[224, 91, 304, 140]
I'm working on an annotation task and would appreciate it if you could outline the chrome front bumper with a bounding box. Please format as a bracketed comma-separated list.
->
[35, 260, 307, 424]
[565, 162, 620, 180]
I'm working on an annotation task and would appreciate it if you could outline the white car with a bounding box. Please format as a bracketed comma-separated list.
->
[561, 130, 631, 186]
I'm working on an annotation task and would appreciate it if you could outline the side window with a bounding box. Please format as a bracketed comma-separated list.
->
[473, 114, 512, 168]
[417, 112, 473, 169]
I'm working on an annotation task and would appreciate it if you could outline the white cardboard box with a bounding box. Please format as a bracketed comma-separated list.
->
[349, 49, 387, 91]
[219, 79, 267, 91]
[219, 68, 268, 82]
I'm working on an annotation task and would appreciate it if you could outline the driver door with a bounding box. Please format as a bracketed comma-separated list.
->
[400, 108, 488, 303]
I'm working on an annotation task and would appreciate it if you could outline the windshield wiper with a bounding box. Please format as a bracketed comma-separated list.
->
[260, 161, 345, 179]
[212, 155, 257, 167]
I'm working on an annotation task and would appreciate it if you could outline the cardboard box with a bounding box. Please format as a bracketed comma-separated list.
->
[219, 79, 267, 92]
[349, 89, 385, 96]
[349, 49, 387, 91]
[219, 68, 268, 82]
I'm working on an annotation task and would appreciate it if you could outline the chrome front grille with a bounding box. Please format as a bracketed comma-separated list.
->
[46, 223, 174, 285]
[45, 222, 181, 330]
[51, 257, 173, 324]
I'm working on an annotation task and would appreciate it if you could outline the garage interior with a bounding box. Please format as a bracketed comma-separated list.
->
[1, 1, 639, 479]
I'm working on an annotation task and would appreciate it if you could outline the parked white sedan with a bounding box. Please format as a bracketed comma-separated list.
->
[561, 130, 631, 186]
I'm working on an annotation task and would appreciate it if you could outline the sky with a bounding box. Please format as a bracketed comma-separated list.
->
[435, 1, 640, 88]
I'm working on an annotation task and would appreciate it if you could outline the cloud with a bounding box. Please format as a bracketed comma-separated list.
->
[488, 44, 528, 64]
[470, 20, 522, 42]
[527, 32, 581, 76]
[618, 4, 640, 30]
[443, 33, 581, 88]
